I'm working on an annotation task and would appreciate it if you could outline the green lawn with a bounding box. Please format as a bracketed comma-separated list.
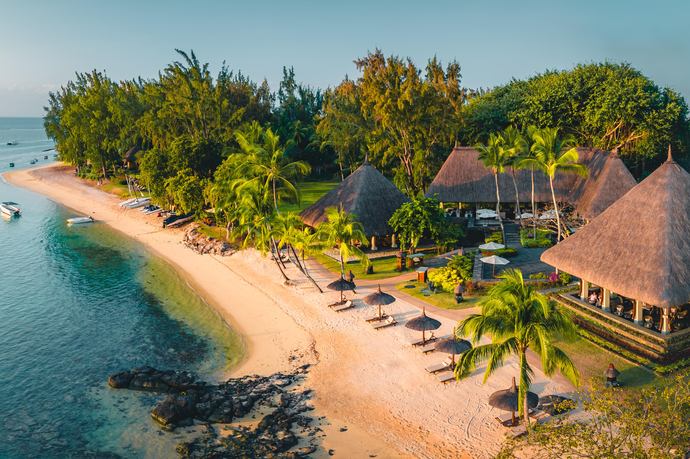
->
[197, 222, 228, 241]
[395, 280, 481, 310]
[554, 335, 658, 388]
[313, 253, 403, 280]
[279, 180, 339, 214]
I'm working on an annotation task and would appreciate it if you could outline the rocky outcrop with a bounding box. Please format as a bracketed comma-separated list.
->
[108, 364, 320, 457]
[183, 225, 235, 256]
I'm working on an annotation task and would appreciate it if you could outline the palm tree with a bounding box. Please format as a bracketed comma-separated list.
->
[235, 127, 311, 212]
[316, 207, 369, 276]
[455, 269, 580, 427]
[530, 128, 588, 241]
[476, 133, 510, 242]
[501, 126, 527, 223]
[272, 212, 323, 292]
[515, 125, 541, 239]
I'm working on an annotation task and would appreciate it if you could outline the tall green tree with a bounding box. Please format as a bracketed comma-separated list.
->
[316, 207, 369, 276]
[501, 126, 527, 222]
[530, 128, 588, 241]
[456, 269, 580, 428]
[476, 133, 510, 241]
[388, 197, 458, 252]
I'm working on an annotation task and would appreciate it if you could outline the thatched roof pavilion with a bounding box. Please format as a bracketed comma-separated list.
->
[426, 146, 636, 219]
[300, 160, 409, 237]
[541, 149, 690, 334]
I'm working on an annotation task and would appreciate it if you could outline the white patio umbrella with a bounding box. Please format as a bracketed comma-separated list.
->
[478, 242, 505, 251]
[480, 255, 510, 277]
[519, 212, 534, 219]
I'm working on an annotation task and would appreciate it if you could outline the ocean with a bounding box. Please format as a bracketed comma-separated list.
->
[0, 117, 242, 458]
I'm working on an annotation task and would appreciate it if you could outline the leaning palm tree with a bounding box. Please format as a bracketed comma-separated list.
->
[315, 206, 369, 276]
[530, 128, 589, 241]
[515, 125, 541, 239]
[455, 269, 580, 428]
[476, 133, 510, 242]
[501, 126, 527, 223]
[272, 212, 323, 292]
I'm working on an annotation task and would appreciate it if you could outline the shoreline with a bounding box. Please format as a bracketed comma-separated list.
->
[5, 163, 571, 458]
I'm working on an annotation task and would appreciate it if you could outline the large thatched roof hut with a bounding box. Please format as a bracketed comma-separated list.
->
[542, 151, 690, 309]
[300, 160, 409, 237]
[426, 146, 636, 219]
[541, 150, 690, 344]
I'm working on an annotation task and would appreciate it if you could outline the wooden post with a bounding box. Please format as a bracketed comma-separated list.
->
[391, 233, 397, 248]
[633, 300, 644, 324]
[371, 235, 378, 251]
[661, 306, 672, 334]
[602, 288, 611, 311]
[579, 279, 589, 300]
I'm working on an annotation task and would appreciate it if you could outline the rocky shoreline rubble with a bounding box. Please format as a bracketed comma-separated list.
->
[108, 365, 321, 458]
[182, 225, 235, 256]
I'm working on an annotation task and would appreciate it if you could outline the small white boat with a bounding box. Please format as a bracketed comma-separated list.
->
[67, 216, 95, 225]
[119, 197, 138, 207]
[122, 197, 151, 209]
[0, 202, 21, 217]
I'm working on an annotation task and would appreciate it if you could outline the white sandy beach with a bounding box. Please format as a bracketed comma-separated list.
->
[5, 164, 571, 458]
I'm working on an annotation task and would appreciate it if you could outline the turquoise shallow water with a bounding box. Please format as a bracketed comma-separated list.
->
[0, 118, 242, 458]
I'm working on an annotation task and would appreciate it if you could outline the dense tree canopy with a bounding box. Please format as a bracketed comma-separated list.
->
[461, 63, 690, 176]
[318, 50, 465, 195]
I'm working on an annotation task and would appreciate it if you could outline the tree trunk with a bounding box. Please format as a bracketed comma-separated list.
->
[271, 237, 288, 270]
[272, 179, 278, 212]
[339, 251, 345, 278]
[549, 176, 561, 242]
[270, 237, 290, 282]
[299, 249, 324, 293]
[511, 170, 521, 223]
[531, 168, 536, 239]
[520, 350, 531, 429]
[493, 172, 505, 243]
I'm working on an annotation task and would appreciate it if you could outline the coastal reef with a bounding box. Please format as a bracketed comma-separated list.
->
[108, 365, 320, 458]
[183, 225, 235, 256]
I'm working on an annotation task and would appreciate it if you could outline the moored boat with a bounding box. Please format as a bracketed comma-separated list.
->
[0, 202, 21, 217]
[67, 216, 94, 225]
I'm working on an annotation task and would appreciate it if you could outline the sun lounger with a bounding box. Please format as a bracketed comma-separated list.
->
[425, 358, 452, 374]
[365, 313, 389, 323]
[332, 300, 354, 312]
[509, 425, 527, 438]
[420, 342, 437, 354]
[409, 334, 436, 347]
[371, 316, 397, 330]
[328, 299, 347, 308]
[437, 371, 455, 384]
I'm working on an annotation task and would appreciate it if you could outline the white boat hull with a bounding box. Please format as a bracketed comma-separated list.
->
[0, 202, 21, 217]
[67, 216, 94, 225]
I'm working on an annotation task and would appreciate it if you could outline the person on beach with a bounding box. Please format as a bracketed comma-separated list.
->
[454, 282, 465, 303]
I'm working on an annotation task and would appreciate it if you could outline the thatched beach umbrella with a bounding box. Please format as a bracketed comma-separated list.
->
[404, 306, 441, 344]
[489, 377, 539, 426]
[480, 255, 510, 277]
[478, 241, 505, 251]
[363, 284, 396, 320]
[326, 276, 356, 303]
[434, 337, 471, 364]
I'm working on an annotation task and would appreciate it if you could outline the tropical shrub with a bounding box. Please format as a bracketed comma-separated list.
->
[429, 253, 474, 292]
[495, 247, 517, 257]
[520, 228, 552, 247]
[558, 272, 572, 285]
[485, 231, 504, 244]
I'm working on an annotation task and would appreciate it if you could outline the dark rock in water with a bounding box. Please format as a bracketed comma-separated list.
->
[111, 366, 321, 457]
[151, 394, 197, 428]
[107, 368, 202, 393]
[107, 371, 133, 389]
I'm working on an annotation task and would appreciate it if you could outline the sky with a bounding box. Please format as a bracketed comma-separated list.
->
[1, 0, 690, 116]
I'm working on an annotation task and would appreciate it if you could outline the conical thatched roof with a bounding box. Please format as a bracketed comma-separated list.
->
[426, 147, 636, 219]
[300, 161, 409, 236]
[541, 151, 690, 307]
